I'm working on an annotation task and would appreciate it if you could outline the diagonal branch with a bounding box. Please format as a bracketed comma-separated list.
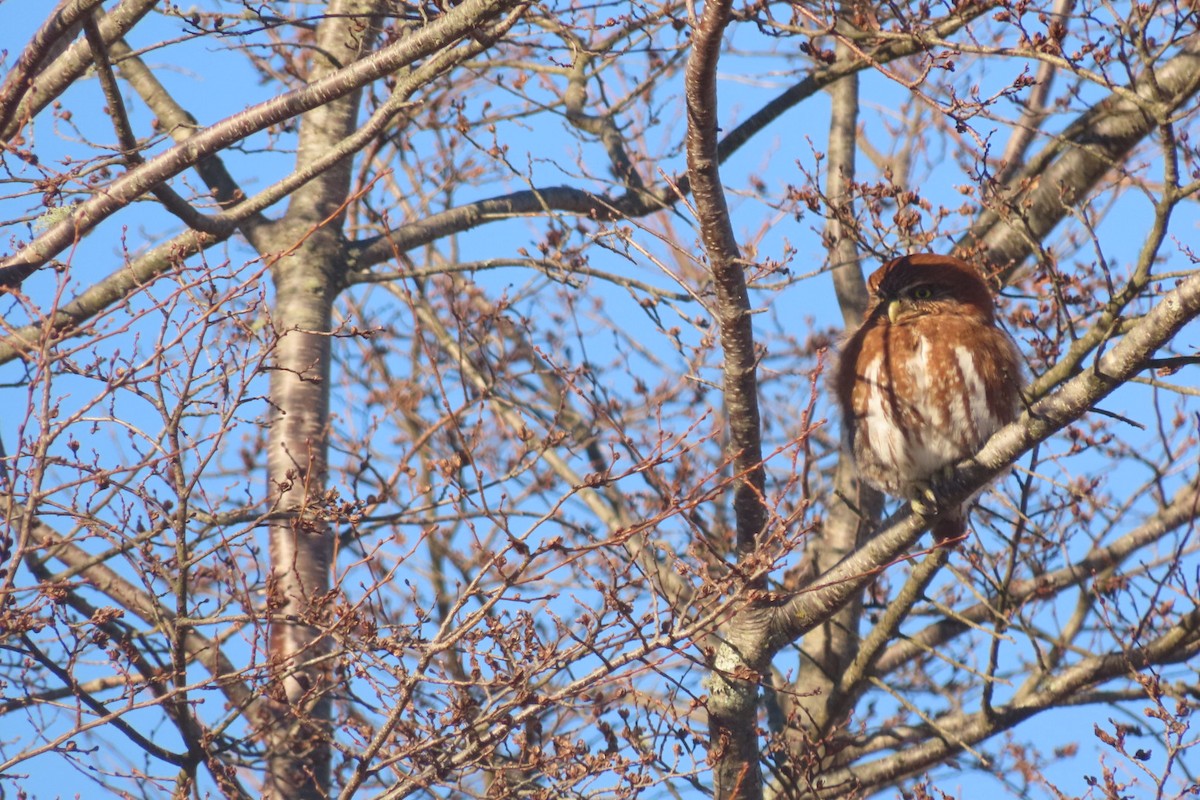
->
[957, 34, 1200, 274]
[16, 515, 264, 720]
[0, 26, 516, 369]
[347, 4, 996, 273]
[0, 0, 158, 143]
[0, 0, 108, 138]
[770, 256, 1200, 652]
[81, 16, 231, 235]
[111, 39, 264, 225]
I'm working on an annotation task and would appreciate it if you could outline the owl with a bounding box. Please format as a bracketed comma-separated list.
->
[834, 254, 1023, 542]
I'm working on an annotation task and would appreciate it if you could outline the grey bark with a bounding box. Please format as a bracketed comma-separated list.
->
[791, 32, 882, 759]
[0, 0, 159, 143]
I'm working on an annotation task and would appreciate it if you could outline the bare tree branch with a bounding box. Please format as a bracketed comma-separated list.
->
[958, 35, 1200, 274]
[0, 0, 158, 143]
[0, 0, 529, 288]
[0, 0, 107, 138]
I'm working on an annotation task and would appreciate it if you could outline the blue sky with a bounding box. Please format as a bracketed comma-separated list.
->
[3, 2, 1199, 798]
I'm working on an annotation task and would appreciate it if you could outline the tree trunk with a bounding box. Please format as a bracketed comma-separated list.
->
[265, 256, 337, 798]
[263, 3, 383, 796]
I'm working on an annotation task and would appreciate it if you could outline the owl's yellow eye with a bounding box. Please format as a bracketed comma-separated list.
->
[912, 286, 934, 300]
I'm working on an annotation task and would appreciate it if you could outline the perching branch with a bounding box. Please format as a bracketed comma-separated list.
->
[770, 253, 1200, 650]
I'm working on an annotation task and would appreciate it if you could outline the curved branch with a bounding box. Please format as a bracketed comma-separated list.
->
[0, 0, 157, 143]
[686, 1, 764, 561]
[0, 0, 108, 138]
[18, 515, 263, 718]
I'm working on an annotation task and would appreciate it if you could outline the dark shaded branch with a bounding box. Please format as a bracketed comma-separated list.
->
[347, 185, 648, 270]
[17, 516, 264, 720]
[18, 634, 187, 765]
[0, 0, 158, 143]
[563, 42, 645, 192]
[111, 40, 262, 225]
[0, 0, 107, 139]
[82, 16, 232, 235]
[347, 3, 995, 272]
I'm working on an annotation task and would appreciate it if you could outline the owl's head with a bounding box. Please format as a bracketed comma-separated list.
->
[867, 254, 997, 325]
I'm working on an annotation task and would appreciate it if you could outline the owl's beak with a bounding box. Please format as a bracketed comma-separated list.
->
[887, 299, 901, 324]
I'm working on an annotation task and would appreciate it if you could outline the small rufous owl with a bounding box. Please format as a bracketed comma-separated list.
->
[834, 253, 1023, 542]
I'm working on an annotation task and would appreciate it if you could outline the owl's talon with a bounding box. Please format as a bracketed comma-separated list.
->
[909, 481, 939, 518]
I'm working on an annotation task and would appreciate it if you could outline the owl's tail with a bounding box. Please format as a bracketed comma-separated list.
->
[931, 509, 968, 545]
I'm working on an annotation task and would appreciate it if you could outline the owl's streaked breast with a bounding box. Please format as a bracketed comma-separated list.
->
[834, 253, 1025, 541]
[842, 316, 1020, 500]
